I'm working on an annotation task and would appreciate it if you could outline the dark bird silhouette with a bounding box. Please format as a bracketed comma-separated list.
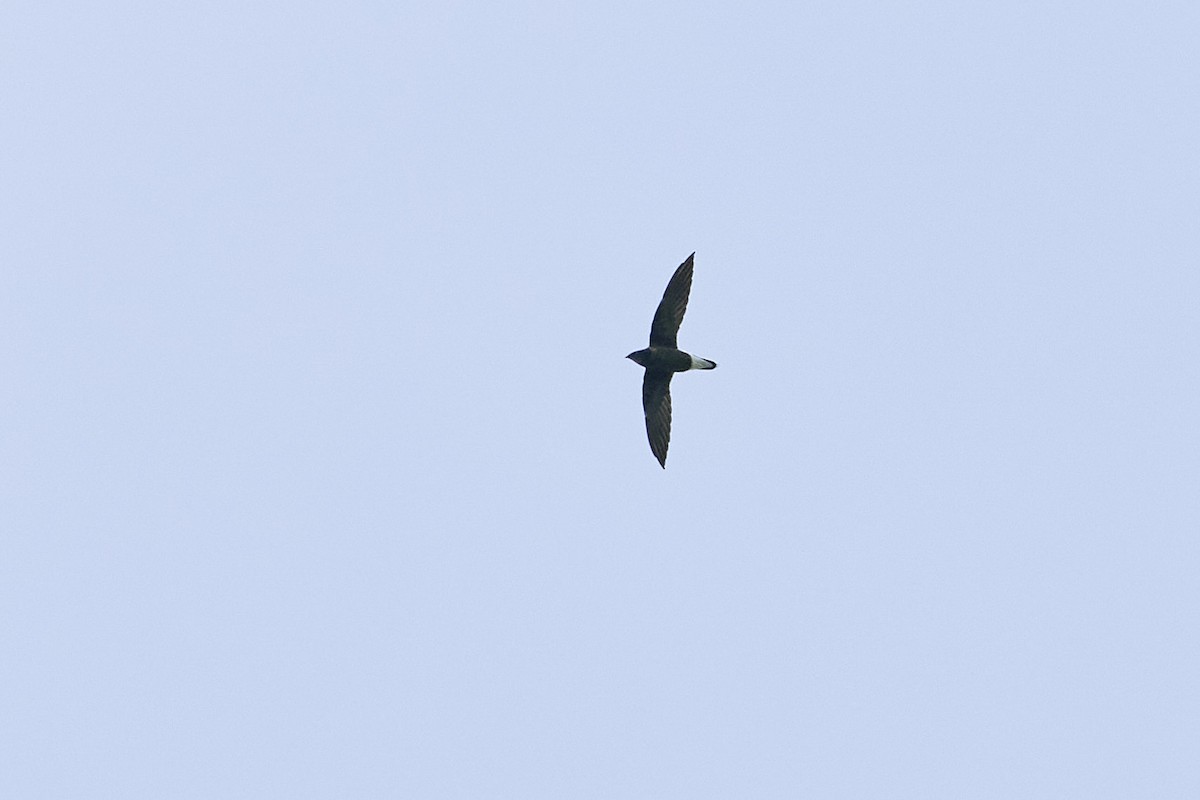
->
[626, 253, 716, 468]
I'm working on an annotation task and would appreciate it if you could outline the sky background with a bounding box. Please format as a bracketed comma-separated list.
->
[3, 1, 1199, 797]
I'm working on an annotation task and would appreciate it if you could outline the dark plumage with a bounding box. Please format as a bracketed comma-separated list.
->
[626, 253, 717, 468]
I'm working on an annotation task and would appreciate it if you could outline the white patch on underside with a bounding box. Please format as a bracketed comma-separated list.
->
[689, 355, 716, 369]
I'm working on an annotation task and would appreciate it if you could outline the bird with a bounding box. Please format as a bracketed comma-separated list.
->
[626, 252, 716, 468]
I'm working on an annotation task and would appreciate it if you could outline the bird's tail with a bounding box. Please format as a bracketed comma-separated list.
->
[689, 355, 717, 370]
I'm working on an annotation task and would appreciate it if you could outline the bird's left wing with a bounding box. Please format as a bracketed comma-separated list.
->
[648, 253, 694, 348]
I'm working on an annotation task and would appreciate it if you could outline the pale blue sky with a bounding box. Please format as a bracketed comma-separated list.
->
[3, 1, 1199, 797]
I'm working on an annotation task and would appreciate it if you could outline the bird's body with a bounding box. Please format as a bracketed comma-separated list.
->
[626, 253, 716, 468]
[626, 346, 716, 373]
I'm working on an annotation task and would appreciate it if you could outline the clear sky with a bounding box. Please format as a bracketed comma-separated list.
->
[3, 1, 1198, 797]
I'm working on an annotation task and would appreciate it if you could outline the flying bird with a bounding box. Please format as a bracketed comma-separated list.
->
[626, 252, 717, 468]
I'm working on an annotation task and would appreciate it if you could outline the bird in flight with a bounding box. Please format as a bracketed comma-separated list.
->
[626, 253, 716, 468]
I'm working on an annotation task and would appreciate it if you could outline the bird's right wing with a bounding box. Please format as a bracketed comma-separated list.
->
[648, 253, 694, 348]
[641, 370, 673, 468]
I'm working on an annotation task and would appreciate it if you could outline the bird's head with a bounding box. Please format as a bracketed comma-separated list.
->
[626, 349, 650, 367]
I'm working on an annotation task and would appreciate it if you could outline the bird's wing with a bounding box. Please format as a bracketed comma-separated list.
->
[641, 370, 673, 468]
[648, 253, 694, 348]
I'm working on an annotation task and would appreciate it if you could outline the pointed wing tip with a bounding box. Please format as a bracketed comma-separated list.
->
[651, 443, 668, 468]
